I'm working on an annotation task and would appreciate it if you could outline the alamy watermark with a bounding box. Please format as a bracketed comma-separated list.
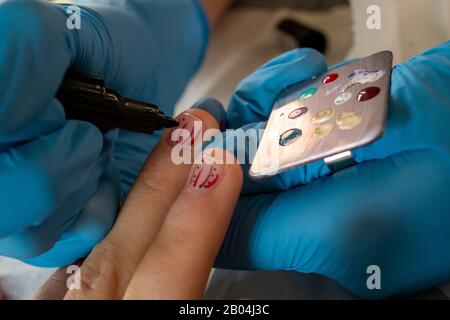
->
[66, 5, 81, 30]
[366, 5, 382, 30]
[168, 122, 277, 167]
[366, 265, 381, 290]
[66, 265, 81, 290]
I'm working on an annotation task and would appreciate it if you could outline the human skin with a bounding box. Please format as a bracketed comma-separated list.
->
[30, 0, 238, 300]
[199, 0, 235, 28]
[35, 108, 243, 300]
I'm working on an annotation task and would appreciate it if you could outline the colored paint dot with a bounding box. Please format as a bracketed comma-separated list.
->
[336, 112, 363, 130]
[358, 86, 381, 101]
[279, 128, 302, 146]
[323, 73, 339, 84]
[312, 108, 335, 124]
[314, 123, 335, 140]
[334, 92, 353, 106]
[334, 92, 352, 105]
[288, 107, 308, 119]
[299, 87, 317, 100]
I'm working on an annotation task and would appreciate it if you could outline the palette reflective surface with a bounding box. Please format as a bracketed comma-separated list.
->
[250, 51, 393, 178]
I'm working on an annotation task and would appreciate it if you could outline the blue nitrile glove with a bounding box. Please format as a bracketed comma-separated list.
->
[0, 0, 208, 267]
[205, 42, 450, 298]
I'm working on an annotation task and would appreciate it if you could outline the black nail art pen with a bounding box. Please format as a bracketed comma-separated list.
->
[56, 72, 179, 134]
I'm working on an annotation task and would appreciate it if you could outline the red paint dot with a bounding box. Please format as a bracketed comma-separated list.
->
[358, 86, 381, 101]
[323, 73, 339, 84]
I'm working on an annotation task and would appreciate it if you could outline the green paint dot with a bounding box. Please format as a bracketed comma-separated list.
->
[299, 87, 317, 100]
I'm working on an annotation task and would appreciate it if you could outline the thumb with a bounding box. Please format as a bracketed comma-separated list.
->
[227, 48, 327, 129]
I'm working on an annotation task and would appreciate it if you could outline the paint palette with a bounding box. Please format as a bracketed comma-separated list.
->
[250, 51, 393, 178]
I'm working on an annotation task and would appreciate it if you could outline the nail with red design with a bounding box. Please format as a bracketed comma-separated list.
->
[190, 155, 225, 190]
[167, 113, 202, 147]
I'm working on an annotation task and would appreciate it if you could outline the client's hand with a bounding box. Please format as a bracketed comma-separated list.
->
[34, 108, 243, 300]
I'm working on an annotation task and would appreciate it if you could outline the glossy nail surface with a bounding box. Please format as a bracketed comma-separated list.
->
[190, 153, 226, 191]
[167, 113, 202, 147]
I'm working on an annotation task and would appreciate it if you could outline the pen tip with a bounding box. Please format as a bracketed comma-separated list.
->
[165, 117, 179, 128]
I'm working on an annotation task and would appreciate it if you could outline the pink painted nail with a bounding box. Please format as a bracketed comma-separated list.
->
[167, 113, 202, 147]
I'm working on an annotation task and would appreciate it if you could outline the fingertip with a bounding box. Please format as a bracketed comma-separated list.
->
[192, 97, 226, 131]
[227, 49, 328, 128]
[261, 47, 326, 69]
[260, 48, 327, 81]
[188, 108, 221, 131]
[164, 107, 221, 141]
[161, 107, 222, 153]
[187, 147, 243, 196]
[288, 48, 328, 75]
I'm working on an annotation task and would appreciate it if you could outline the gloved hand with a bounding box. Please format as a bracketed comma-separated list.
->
[207, 42, 450, 298]
[0, 0, 208, 267]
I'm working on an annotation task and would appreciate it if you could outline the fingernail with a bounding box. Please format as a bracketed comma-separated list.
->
[167, 113, 202, 147]
[190, 150, 227, 191]
[192, 97, 227, 131]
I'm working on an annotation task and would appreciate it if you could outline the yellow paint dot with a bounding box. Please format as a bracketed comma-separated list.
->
[312, 108, 335, 124]
[336, 112, 363, 130]
[314, 123, 335, 139]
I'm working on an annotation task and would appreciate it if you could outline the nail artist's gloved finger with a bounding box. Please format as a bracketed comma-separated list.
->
[0, 0, 209, 266]
[0, 0, 208, 141]
[226, 48, 327, 129]
[24, 158, 121, 267]
[192, 97, 227, 131]
[0, 2, 69, 147]
[64, 108, 220, 300]
[0, 121, 106, 259]
[124, 149, 243, 300]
